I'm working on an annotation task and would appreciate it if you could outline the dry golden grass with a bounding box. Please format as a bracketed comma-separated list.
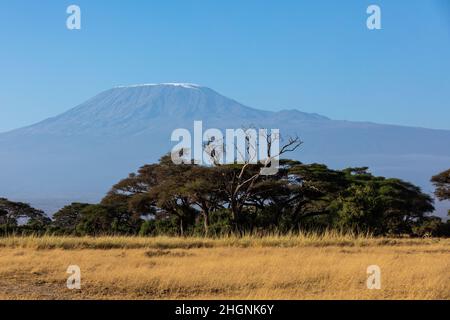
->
[0, 234, 448, 300]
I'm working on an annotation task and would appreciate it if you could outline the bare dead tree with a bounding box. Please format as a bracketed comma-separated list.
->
[211, 128, 302, 220]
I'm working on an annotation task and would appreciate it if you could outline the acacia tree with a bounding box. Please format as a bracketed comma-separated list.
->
[75, 205, 113, 236]
[377, 178, 434, 233]
[52, 203, 91, 234]
[286, 163, 349, 224]
[328, 169, 435, 235]
[181, 166, 226, 235]
[431, 169, 450, 215]
[102, 164, 160, 212]
[147, 166, 197, 236]
[199, 129, 303, 223]
[103, 155, 198, 236]
[0, 198, 50, 234]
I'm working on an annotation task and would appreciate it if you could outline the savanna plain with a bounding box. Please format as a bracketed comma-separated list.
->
[0, 234, 448, 300]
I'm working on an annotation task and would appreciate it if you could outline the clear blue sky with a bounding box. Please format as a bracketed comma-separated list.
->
[0, 0, 449, 132]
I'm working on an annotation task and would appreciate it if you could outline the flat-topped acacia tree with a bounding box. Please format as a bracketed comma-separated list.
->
[431, 169, 450, 215]
[0, 198, 50, 234]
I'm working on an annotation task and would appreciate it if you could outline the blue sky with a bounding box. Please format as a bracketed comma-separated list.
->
[0, 0, 449, 132]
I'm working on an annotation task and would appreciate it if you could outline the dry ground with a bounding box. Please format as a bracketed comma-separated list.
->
[0, 235, 448, 300]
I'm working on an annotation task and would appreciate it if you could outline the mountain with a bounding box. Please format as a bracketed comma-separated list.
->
[1, 83, 449, 217]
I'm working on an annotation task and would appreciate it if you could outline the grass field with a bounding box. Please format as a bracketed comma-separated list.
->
[0, 234, 449, 300]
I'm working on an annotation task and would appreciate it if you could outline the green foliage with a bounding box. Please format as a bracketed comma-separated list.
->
[139, 217, 181, 236]
[75, 205, 113, 236]
[431, 168, 450, 217]
[331, 184, 383, 234]
[194, 209, 234, 236]
[412, 217, 450, 237]
[431, 169, 450, 201]
[74, 203, 144, 236]
[52, 203, 91, 234]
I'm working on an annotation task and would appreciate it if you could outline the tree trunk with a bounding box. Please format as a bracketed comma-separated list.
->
[202, 211, 209, 236]
[230, 199, 237, 220]
[180, 218, 184, 237]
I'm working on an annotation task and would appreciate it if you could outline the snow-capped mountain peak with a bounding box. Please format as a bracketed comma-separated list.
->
[115, 83, 201, 89]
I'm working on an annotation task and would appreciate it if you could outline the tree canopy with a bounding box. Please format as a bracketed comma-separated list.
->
[431, 168, 450, 216]
[431, 169, 450, 201]
[0, 198, 50, 234]
[94, 155, 440, 236]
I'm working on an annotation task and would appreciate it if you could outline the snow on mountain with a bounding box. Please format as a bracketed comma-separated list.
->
[115, 83, 202, 89]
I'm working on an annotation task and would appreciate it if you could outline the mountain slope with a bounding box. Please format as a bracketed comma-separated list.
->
[5, 84, 327, 137]
[0, 83, 449, 216]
